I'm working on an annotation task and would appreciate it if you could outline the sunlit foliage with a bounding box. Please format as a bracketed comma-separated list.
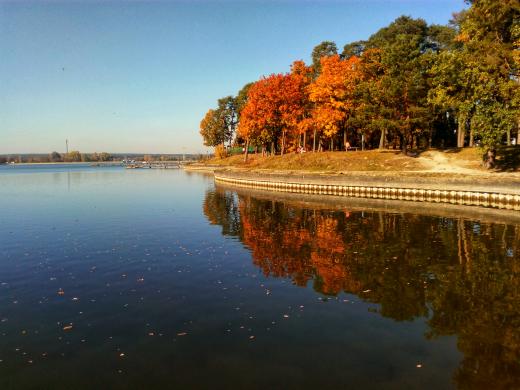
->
[202, 1, 519, 154]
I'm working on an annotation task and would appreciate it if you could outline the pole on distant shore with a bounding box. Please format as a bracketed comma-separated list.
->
[66, 139, 69, 155]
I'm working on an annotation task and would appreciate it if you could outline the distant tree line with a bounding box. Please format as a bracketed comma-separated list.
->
[53, 151, 114, 163]
[200, 0, 519, 159]
[0, 152, 114, 163]
[0, 153, 205, 164]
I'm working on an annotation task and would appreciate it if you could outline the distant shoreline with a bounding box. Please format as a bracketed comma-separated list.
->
[1, 161, 122, 165]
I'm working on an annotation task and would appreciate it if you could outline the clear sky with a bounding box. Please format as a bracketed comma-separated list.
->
[1, 0, 466, 154]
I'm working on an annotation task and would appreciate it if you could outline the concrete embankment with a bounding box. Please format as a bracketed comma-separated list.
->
[213, 169, 520, 211]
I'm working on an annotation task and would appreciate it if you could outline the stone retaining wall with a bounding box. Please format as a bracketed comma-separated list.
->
[214, 170, 520, 211]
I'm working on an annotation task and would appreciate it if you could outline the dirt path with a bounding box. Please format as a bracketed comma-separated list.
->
[415, 150, 520, 179]
[416, 151, 479, 174]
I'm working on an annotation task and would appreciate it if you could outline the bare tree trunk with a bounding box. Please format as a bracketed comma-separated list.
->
[313, 129, 317, 152]
[484, 148, 496, 169]
[343, 130, 347, 151]
[271, 141, 275, 156]
[507, 128, 511, 146]
[244, 140, 249, 162]
[281, 131, 286, 156]
[457, 117, 465, 148]
[361, 133, 365, 151]
[303, 132, 307, 151]
[379, 128, 386, 150]
[469, 127, 474, 147]
[330, 138, 333, 151]
[517, 119, 520, 145]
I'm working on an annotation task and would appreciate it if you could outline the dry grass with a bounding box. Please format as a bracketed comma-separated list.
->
[202, 147, 519, 173]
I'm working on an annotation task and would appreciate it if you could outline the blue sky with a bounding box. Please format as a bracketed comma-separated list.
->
[1, 0, 466, 154]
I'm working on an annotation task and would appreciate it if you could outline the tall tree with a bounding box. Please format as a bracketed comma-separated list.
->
[238, 70, 309, 158]
[200, 109, 225, 147]
[199, 96, 238, 148]
[365, 16, 434, 151]
[456, 0, 520, 148]
[428, 50, 478, 147]
[342, 40, 366, 59]
[235, 82, 254, 120]
[238, 76, 284, 159]
[217, 96, 238, 147]
[311, 41, 338, 76]
[352, 48, 390, 149]
[309, 55, 361, 150]
[289, 60, 314, 152]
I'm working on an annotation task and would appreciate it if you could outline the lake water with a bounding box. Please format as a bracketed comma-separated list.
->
[0, 164, 519, 389]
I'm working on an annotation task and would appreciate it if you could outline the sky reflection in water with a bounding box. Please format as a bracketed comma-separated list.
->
[0, 165, 518, 389]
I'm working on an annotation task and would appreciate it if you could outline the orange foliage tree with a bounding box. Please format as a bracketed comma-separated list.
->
[238, 76, 280, 160]
[289, 60, 314, 152]
[238, 62, 312, 159]
[309, 55, 361, 150]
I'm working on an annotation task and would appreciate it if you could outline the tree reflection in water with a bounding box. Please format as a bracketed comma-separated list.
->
[203, 187, 520, 390]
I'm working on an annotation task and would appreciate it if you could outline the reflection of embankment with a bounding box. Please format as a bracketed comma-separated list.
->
[218, 183, 520, 225]
[203, 187, 520, 389]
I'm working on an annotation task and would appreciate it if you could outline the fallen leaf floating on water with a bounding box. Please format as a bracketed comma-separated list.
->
[176, 332, 187, 336]
[63, 325, 73, 331]
[57, 289, 65, 296]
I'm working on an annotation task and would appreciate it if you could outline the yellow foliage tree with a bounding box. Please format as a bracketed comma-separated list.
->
[309, 55, 361, 150]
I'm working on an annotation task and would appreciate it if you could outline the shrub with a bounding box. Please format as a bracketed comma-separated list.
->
[215, 145, 228, 159]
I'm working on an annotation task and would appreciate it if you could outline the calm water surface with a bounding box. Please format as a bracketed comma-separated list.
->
[0, 164, 519, 389]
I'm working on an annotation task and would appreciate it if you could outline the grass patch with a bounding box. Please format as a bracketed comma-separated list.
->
[206, 150, 424, 172]
[201, 147, 520, 173]
[200, 146, 520, 173]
